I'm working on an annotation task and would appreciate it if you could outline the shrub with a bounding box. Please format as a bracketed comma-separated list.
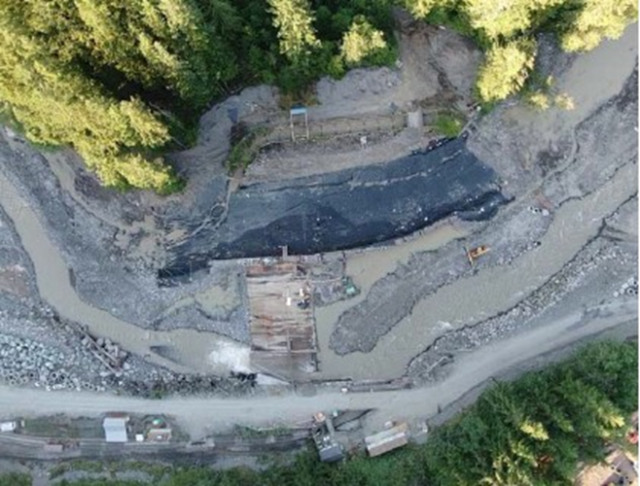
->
[433, 113, 464, 136]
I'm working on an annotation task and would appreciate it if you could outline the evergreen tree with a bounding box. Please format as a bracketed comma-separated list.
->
[476, 39, 537, 102]
[341, 16, 388, 66]
[403, 0, 448, 19]
[463, 0, 535, 40]
[559, 0, 638, 51]
[268, 0, 320, 60]
[0, 10, 175, 191]
[0, 0, 636, 193]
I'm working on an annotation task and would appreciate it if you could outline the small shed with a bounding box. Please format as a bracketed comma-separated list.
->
[0, 421, 17, 433]
[146, 428, 172, 442]
[43, 443, 64, 453]
[289, 106, 309, 141]
[365, 422, 410, 457]
[103, 414, 129, 443]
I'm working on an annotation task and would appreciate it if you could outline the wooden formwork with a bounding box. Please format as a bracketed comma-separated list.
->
[245, 262, 317, 380]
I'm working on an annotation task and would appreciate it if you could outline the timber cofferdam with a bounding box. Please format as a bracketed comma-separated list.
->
[159, 138, 509, 281]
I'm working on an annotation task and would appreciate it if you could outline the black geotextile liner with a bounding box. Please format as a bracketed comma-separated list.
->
[159, 138, 508, 282]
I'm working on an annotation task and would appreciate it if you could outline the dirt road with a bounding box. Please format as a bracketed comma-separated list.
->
[0, 298, 634, 439]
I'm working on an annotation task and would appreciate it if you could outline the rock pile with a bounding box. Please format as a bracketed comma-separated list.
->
[0, 327, 255, 398]
[0, 333, 106, 391]
[615, 277, 638, 297]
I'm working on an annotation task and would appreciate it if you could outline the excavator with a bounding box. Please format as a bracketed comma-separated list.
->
[464, 244, 490, 268]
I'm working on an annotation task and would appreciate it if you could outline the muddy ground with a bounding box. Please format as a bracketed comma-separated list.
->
[0, 21, 636, 400]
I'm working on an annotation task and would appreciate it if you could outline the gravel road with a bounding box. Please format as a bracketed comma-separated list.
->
[0, 299, 635, 439]
[0, 21, 635, 450]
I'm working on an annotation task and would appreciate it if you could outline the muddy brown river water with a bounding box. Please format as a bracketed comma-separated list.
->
[0, 169, 247, 375]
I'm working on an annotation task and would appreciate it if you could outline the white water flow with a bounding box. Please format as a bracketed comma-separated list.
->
[0, 169, 247, 375]
[316, 161, 637, 381]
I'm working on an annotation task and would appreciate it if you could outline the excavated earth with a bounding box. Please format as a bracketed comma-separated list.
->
[0, 21, 636, 399]
[160, 138, 508, 278]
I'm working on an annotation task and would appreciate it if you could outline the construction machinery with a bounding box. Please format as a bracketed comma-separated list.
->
[464, 244, 490, 268]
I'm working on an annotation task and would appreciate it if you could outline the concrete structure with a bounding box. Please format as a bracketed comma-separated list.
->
[43, 443, 64, 453]
[406, 108, 423, 129]
[146, 428, 172, 442]
[102, 414, 129, 443]
[364, 422, 410, 457]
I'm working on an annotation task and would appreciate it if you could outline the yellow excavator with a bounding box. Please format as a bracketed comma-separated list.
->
[464, 244, 490, 268]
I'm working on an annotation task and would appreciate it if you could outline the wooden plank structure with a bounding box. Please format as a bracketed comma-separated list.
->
[364, 422, 410, 457]
[245, 262, 317, 381]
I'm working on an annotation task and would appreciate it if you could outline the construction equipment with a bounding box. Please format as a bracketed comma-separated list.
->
[341, 276, 359, 297]
[311, 412, 344, 463]
[464, 245, 490, 267]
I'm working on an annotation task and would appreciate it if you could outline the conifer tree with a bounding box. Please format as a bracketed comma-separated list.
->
[559, 0, 638, 51]
[341, 16, 388, 66]
[268, 0, 320, 60]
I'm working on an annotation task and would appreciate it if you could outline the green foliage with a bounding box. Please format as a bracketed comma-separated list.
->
[0, 0, 635, 191]
[49, 460, 104, 480]
[559, 0, 638, 52]
[268, 0, 320, 59]
[476, 39, 537, 102]
[523, 73, 576, 111]
[554, 93, 575, 110]
[0, 473, 31, 486]
[464, 0, 535, 40]
[433, 112, 464, 136]
[424, 340, 638, 486]
[422, 2, 492, 48]
[51, 341, 637, 486]
[0, 0, 398, 192]
[341, 16, 389, 66]
[0, 0, 199, 192]
[414, 0, 636, 104]
[58, 481, 142, 486]
[525, 90, 551, 110]
[226, 125, 268, 172]
[108, 461, 171, 482]
[404, 0, 448, 19]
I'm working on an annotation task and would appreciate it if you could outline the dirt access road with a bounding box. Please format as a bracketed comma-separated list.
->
[0, 298, 635, 439]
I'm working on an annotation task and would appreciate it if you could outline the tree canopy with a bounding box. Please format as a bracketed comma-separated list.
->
[559, 0, 639, 52]
[268, 0, 320, 60]
[4, 340, 635, 486]
[414, 0, 637, 102]
[476, 39, 537, 102]
[0, 0, 636, 191]
[341, 16, 389, 66]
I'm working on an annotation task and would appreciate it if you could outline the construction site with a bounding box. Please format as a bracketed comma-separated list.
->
[0, 12, 637, 484]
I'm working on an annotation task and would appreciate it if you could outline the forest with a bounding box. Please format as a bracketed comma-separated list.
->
[0, 340, 636, 486]
[0, 0, 637, 192]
